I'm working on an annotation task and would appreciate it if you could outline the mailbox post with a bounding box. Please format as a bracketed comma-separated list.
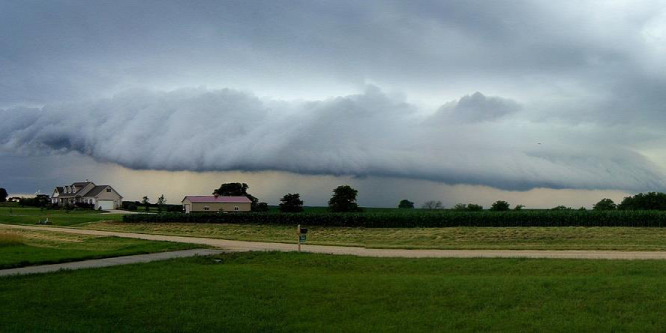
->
[297, 224, 308, 251]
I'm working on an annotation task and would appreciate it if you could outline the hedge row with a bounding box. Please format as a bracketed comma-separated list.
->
[123, 210, 666, 228]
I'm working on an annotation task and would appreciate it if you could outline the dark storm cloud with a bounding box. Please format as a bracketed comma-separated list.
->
[1, 1, 657, 105]
[2, 1, 666, 193]
[1, 87, 664, 192]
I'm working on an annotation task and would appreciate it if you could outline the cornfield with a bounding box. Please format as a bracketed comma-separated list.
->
[123, 210, 666, 228]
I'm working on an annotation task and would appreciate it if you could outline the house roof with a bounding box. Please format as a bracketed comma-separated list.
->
[51, 181, 122, 199]
[85, 185, 110, 197]
[182, 196, 252, 203]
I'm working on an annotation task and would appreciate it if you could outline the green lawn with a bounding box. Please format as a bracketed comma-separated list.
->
[0, 206, 123, 226]
[0, 228, 200, 269]
[2, 252, 666, 331]
[86, 221, 666, 251]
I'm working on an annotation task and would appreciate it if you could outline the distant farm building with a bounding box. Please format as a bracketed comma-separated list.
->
[181, 195, 252, 213]
[51, 181, 123, 210]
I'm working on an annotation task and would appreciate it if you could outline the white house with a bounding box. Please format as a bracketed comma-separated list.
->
[51, 181, 123, 210]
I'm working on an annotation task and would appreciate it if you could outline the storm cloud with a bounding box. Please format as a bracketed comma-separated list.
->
[2, 1, 666, 198]
[1, 87, 664, 192]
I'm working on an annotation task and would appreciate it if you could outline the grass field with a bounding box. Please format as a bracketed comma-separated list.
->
[0, 207, 123, 226]
[86, 221, 666, 251]
[2, 251, 666, 331]
[0, 228, 199, 269]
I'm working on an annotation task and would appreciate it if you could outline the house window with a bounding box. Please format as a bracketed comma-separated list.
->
[234, 206, 239, 211]
[106, 188, 111, 192]
[204, 206, 210, 211]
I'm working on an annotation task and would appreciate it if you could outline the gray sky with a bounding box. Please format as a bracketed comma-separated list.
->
[2, 0, 666, 207]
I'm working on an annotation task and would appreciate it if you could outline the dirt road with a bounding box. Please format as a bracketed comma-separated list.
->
[5, 223, 666, 260]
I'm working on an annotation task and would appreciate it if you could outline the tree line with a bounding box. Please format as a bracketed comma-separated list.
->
[6, 182, 666, 213]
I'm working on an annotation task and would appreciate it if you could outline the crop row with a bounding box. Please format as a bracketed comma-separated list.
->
[123, 210, 666, 228]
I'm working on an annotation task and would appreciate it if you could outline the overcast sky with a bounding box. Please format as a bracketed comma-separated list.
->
[2, 0, 666, 207]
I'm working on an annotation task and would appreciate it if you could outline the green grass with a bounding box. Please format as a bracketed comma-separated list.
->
[0, 229, 200, 269]
[0, 206, 123, 226]
[86, 221, 666, 251]
[2, 252, 666, 331]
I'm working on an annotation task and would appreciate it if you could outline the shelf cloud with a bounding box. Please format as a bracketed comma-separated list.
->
[2, 87, 664, 192]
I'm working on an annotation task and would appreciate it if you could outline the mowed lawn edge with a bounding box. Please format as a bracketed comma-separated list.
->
[2, 252, 666, 332]
[0, 228, 203, 269]
[0, 206, 124, 226]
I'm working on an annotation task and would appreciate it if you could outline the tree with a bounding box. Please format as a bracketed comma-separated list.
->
[398, 199, 415, 209]
[421, 200, 443, 210]
[254, 202, 269, 212]
[19, 194, 49, 207]
[142, 196, 150, 212]
[453, 203, 467, 211]
[593, 198, 616, 211]
[514, 204, 525, 211]
[279, 193, 304, 213]
[328, 185, 361, 212]
[618, 192, 666, 210]
[157, 194, 166, 213]
[0, 188, 7, 202]
[466, 203, 483, 211]
[213, 182, 261, 211]
[490, 200, 510, 211]
[551, 205, 571, 211]
[213, 183, 249, 196]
